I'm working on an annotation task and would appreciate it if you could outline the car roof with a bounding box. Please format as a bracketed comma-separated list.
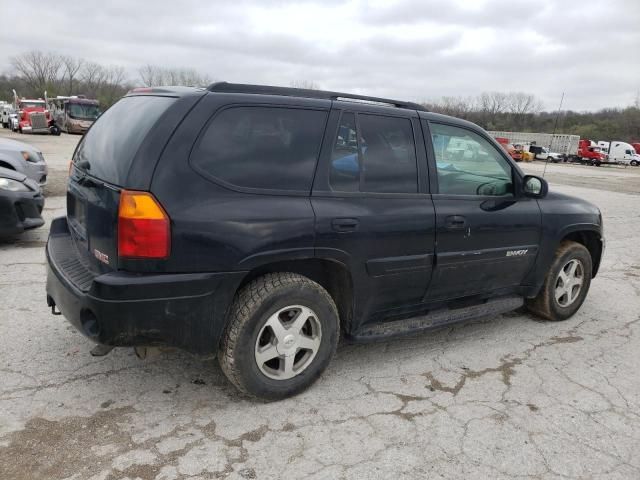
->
[206, 82, 428, 112]
[122, 82, 479, 130]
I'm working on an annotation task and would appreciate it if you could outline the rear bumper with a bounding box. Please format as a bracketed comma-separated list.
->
[45, 217, 245, 354]
[0, 189, 44, 236]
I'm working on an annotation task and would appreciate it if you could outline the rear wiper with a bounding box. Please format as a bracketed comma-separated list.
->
[77, 160, 91, 171]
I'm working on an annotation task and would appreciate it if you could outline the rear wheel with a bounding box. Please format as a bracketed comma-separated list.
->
[219, 272, 339, 400]
[526, 241, 592, 321]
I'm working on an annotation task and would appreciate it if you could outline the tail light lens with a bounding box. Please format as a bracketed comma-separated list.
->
[118, 190, 170, 259]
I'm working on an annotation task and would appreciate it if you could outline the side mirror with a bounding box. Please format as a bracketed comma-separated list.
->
[522, 175, 548, 198]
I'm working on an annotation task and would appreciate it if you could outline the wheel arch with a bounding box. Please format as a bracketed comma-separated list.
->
[0, 159, 17, 171]
[559, 226, 603, 277]
[236, 257, 355, 335]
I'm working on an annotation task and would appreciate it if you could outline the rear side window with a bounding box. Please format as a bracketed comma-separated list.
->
[329, 113, 418, 194]
[191, 107, 328, 191]
[74, 96, 175, 186]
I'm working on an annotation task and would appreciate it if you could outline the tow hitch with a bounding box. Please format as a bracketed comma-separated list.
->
[47, 296, 62, 315]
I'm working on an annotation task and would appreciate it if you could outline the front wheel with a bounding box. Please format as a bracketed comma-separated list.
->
[526, 241, 592, 321]
[219, 272, 339, 400]
[631, 160, 639, 166]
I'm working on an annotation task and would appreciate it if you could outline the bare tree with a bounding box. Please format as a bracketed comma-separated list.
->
[138, 64, 163, 87]
[478, 91, 509, 125]
[139, 65, 211, 87]
[101, 66, 127, 105]
[79, 61, 108, 97]
[505, 92, 543, 129]
[11, 50, 63, 95]
[61, 55, 85, 95]
[506, 92, 543, 116]
[428, 96, 476, 118]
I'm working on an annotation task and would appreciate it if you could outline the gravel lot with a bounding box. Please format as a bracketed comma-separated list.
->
[1, 130, 639, 479]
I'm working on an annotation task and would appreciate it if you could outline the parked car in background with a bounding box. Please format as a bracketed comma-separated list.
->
[494, 137, 521, 161]
[0, 166, 44, 236]
[0, 138, 48, 185]
[529, 146, 563, 162]
[46, 83, 603, 400]
[48, 96, 101, 134]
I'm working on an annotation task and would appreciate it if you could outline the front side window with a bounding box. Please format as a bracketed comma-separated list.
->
[329, 113, 418, 194]
[192, 106, 327, 191]
[430, 123, 513, 196]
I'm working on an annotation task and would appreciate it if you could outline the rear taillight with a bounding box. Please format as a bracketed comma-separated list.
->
[118, 190, 170, 259]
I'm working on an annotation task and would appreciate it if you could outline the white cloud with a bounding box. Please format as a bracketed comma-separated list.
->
[0, 0, 638, 110]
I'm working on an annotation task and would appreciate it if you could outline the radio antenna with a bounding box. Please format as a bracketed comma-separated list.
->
[543, 92, 565, 178]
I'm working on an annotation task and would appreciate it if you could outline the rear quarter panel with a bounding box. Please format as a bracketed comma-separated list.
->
[149, 93, 323, 273]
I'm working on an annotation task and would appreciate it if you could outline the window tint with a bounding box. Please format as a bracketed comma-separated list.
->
[329, 112, 359, 192]
[74, 96, 175, 186]
[192, 107, 327, 191]
[430, 123, 513, 196]
[329, 113, 418, 194]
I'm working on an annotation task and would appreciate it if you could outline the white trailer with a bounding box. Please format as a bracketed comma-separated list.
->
[487, 131, 580, 157]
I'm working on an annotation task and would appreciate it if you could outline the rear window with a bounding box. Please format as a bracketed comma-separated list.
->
[74, 96, 175, 185]
[191, 106, 327, 192]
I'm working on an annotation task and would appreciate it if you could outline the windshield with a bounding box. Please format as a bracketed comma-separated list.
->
[68, 103, 101, 119]
[19, 101, 45, 109]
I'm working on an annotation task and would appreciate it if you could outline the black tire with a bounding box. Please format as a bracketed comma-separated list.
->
[631, 160, 639, 167]
[526, 241, 592, 321]
[219, 272, 339, 400]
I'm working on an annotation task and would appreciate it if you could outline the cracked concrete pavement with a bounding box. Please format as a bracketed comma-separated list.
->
[1, 130, 639, 479]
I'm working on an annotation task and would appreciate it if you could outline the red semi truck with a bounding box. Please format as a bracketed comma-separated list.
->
[575, 139, 607, 165]
[12, 89, 57, 134]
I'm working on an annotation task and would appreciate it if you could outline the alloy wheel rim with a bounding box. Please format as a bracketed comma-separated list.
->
[554, 259, 584, 307]
[254, 305, 322, 380]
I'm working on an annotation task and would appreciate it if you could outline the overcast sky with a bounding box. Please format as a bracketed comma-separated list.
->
[1, 0, 638, 111]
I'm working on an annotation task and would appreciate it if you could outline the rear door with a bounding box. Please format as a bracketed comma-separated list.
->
[423, 120, 542, 301]
[312, 104, 436, 329]
[67, 94, 193, 272]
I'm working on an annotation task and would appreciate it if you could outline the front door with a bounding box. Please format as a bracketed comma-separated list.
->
[424, 121, 542, 301]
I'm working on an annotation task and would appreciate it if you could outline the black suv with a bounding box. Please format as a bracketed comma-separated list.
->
[46, 83, 604, 399]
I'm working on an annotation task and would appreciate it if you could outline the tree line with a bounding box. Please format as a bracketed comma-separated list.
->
[0, 50, 211, 109]
[1, 51, 638, 142]
[424, 92, 640, 143]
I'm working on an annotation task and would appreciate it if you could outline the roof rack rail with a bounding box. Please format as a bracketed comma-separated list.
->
[207, 82, 428, 112]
